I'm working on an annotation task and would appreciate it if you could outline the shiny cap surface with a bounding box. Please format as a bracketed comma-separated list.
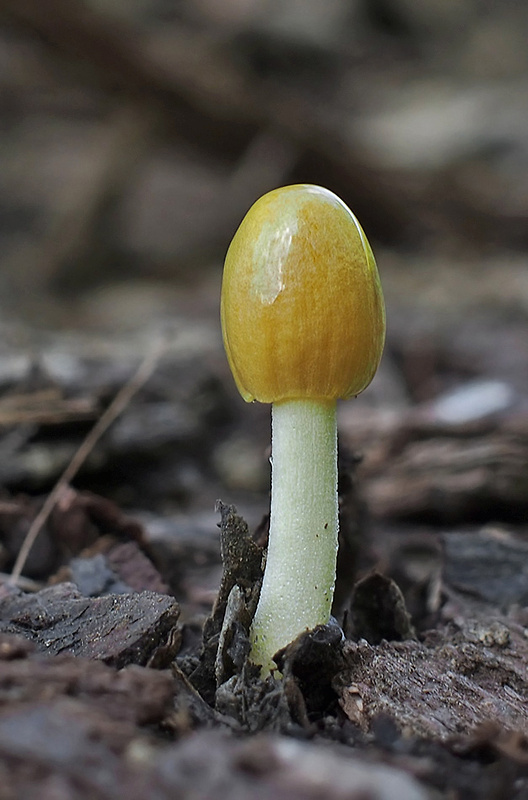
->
[221, 184, 385, 403]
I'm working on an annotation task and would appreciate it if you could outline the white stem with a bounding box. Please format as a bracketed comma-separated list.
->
[250, 398, 338, 672]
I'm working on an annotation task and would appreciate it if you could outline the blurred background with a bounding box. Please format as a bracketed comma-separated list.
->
[0, 0, 527, 596]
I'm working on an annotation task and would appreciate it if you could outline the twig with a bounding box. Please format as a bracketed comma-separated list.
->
[0, 572, 42, 593]
[9, 339, 165, 585]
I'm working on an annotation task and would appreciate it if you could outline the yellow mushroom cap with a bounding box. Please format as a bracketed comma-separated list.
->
[221, 184, 385, 404]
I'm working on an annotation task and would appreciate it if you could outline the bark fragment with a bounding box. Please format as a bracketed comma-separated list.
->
[0, 583, 180, 668]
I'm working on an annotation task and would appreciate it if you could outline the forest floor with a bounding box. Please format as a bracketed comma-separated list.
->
[0, 1, 527, 798]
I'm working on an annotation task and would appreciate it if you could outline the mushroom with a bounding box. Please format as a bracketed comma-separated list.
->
[221, 184, 385, 672]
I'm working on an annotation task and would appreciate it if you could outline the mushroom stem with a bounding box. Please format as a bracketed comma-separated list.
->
[250, 398, 338, 672]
